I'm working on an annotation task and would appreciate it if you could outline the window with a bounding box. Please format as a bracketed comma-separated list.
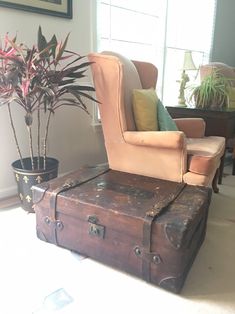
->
[163, 0, 216, 104]
[96, 0, 216, 106]
[96, 0, 167, 96]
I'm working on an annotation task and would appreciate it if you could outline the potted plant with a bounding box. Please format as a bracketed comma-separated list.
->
[189, 68, 231, 109]
[0, 27, 97, 212]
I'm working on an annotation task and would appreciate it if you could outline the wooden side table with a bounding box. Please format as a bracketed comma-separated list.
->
[166, 106, 235, 181]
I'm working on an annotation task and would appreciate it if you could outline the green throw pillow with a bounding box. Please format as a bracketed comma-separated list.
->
[157, 99, 178, 131]
[132, 89, 159, 131]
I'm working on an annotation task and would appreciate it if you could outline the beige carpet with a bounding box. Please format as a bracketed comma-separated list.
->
[0, 164, 234, 314]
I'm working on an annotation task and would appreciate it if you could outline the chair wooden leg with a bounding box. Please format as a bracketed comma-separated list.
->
[212, 168, 219, 193]
[218, 153, 225, 185]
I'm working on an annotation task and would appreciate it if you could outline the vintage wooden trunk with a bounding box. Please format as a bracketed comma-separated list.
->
[32, 165, 212, 293]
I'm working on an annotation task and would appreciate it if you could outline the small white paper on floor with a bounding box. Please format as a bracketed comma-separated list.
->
[33, 288, 74, 313]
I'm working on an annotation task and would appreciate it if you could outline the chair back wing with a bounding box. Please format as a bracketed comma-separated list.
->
[89, 52, 140, 134]
[132, 60, 158, 89]
[89, 52, 158, 134]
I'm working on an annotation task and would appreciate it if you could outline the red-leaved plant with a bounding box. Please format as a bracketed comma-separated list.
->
[0, 26, 96, 170]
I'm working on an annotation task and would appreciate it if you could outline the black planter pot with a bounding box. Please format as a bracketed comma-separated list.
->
[12, 157, 59, 213]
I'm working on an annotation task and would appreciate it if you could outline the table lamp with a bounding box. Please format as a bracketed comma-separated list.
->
[178, 50, 196, 106]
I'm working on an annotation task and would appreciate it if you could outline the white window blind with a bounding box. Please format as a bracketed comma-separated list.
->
[96, 0, 216, 105]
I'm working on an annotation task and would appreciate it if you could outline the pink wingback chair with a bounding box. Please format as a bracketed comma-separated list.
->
[88, 52, 225, 192]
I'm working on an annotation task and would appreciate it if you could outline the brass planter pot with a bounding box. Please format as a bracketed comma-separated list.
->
[12, 157, 59, 213]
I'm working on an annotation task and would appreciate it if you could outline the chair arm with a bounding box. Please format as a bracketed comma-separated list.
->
[123, 131, 185, 149]
[174, 118, 205, 138]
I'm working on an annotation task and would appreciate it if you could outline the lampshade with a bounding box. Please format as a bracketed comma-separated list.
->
[182, 51, 196, 71]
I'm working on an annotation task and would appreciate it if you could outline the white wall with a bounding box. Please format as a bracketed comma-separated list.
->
[0, 0, 107, 198]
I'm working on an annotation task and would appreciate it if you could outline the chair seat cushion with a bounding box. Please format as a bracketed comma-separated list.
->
[187, 136, 225, 175]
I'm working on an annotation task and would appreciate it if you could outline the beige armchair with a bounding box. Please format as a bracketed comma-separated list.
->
[200, 62, 235, 108]
[200, 62, 235, 173]
[88, 52, 225, 192]
[200, 62, 235, 86]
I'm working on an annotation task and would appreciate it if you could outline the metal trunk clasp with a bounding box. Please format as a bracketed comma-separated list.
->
[88, 215, 105, 239]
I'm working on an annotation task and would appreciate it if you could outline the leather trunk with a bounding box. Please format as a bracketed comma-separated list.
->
[32, 165, 212, 293]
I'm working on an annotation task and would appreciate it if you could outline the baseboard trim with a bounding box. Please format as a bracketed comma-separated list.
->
[0, 166, 107, 207]
[0, 195, 20, 210]
[0, 172, 69, 200]
[0, 186, 17, 200]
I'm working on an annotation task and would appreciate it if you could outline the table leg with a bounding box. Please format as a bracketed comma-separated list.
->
[232, 147, 235, 175]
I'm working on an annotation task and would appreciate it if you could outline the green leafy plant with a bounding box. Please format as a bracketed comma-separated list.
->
[188, 68, 231, 109]
[0, 26, 97, 170]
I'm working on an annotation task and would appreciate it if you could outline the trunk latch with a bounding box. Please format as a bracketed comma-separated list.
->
[88, 215, 105, 239]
